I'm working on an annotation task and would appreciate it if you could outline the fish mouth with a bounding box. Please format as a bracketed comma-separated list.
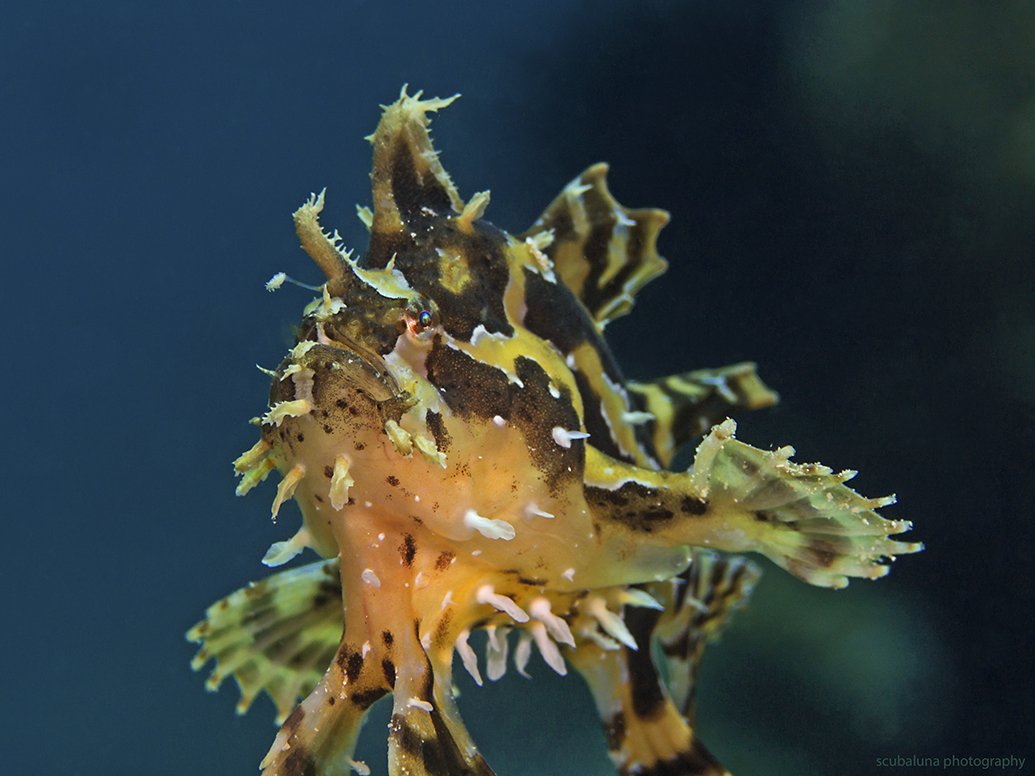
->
[316, 337, 400, 404]
[273, 331, 402, 410]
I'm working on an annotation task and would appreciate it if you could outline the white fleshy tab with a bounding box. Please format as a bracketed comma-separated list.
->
[531, 622, 567, 676]
[476, 585, 529, 623]
[529, 598, 575, 647]
[514, 631, 533, 678]
[524, 502, 555, 519]
[329, 454, 354, 511]
[455, 630, 483, 686]
[551, 426, 591, 449]
[261, 526, 312, 567]
[464, 509, 515, 540]
[413, 433, 447, 468]
[621, 410, 655, 424]
[361, 569, 381, 588]
[384, 419, 413, 456]
[262, 399, 312, 427]
[486, 626, 509, 681]
[407, 697, 433, 712]
[619, 589, 664, 610]
[271, 463, 306, 521]
[587, 596, 637, 650]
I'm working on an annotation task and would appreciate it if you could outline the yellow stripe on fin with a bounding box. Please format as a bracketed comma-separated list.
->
[627, 362, 779, 468]
[520, 163, 669, 327]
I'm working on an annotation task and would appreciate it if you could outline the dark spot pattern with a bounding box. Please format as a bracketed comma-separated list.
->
[425, 410, 450, 453]
[381, 656, 396, 687]
[585, 482, 675, 532]
[400, 533, 416, 566]
[682, 496, 708, 515]
[335, 646, 364, 685]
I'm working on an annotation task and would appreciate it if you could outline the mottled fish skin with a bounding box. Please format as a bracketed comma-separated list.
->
[188, 86, 922, 776]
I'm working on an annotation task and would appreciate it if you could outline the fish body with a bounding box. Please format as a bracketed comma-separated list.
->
[188, 88, 921, 776]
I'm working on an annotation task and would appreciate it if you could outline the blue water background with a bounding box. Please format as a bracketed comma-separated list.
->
[2, 1, 1031, 774]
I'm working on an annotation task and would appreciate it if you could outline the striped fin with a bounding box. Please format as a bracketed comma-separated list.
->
[386, 654, 497, 776]
[583, 420, 923, 589]
[569, 601, 731, 776]
[259, 637, 387, 776]
[520, 163, 670, 327]
[567, 555, 757, 776]
[186, 559, 344, 724]
[627, 362, 779, 468]
[649, 550, 762, 721]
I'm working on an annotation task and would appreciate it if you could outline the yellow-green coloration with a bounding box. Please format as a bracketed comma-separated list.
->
[187, 87, 923, 776]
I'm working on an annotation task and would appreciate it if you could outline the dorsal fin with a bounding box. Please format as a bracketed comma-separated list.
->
[628, 362, 779, 468]
[366, 86, 463, 240]
[520, 163, 669, 327]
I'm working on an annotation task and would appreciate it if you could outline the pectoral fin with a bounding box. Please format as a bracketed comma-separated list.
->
[187, 559, 344, 723]
[585, 419, 922, 589]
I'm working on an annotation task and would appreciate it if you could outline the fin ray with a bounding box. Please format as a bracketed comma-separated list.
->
[521, 163, 669, 326]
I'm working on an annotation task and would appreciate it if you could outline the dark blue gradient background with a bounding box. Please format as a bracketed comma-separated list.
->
[2, 1, 1031, 774]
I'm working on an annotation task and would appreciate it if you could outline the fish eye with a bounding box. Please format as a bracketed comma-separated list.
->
[403, 297, 439, 341]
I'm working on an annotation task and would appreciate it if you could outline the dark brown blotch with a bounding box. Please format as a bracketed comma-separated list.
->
[586, 482, 679, 532]
[425, 410, 450, 453]
[390, 713, 427, 758]
[281, 745, 317, 776]
[682, 495, 708, 515]
[335, 646, 364, 685]
[400, 533, 417, 566]
[382, 656, 396, 687]
[805, 541, 839, 568]
[351, 688, 388, 710]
